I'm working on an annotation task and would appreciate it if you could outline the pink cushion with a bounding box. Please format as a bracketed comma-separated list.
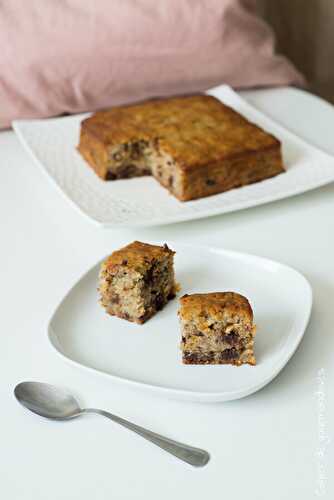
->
[0, 0, 305, 129]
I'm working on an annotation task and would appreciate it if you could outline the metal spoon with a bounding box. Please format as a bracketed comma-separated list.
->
[14, 381, 210, 467]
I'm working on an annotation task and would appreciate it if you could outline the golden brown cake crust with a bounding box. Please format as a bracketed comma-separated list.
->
[104, 241, 175, 274]
[179, 292, 253, 325]
[78, 94, 285, 201]
[80, 95, 279, 164]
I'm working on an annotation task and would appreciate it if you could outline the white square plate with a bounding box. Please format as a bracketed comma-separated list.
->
[13, 86, 334, 228]
[48, 242, 312, 402]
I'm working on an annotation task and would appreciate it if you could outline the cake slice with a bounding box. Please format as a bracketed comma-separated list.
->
[179, 292, 256, 365]
[99, 241, 177, 324]
[78, 95, 285, 201]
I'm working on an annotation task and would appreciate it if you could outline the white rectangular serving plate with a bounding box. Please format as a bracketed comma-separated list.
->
[48, 242, 312, 402]
[13, 85, 334, 228]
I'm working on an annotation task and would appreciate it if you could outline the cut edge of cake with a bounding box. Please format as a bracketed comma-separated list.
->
[179, 292, 256, 366]
[99, 241, 178, 324]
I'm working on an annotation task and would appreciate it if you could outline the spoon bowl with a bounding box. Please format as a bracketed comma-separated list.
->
[15, 381, 82, 420]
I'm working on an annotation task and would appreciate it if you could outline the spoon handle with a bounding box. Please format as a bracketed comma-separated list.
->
[83, 408, 209, 467]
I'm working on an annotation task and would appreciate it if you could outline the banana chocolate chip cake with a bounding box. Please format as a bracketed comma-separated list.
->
[78, 95, 284, 201]
[99, 241, 177, 324]
[179, 292, 256, 365]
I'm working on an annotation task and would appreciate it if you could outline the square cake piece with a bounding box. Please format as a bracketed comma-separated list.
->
[99, 241, 177, 324]
[78, 95, 284, 201]
[179, 292, 256, 365]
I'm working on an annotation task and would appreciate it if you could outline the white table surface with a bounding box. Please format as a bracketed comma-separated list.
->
[1, 87, 333, 499]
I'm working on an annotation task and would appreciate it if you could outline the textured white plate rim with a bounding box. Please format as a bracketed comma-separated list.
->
[12, 85, 334, 228]
[13, 118, 334, 229]
[47, 242, 313, 402]
[13, 122, 102, 228]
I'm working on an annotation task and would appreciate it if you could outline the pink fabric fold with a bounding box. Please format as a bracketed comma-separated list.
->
[0, 0, 305, 129]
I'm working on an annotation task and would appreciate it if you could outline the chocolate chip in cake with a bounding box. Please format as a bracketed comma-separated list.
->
[206, 179, 216, 186]
[130, 143, 141, 160]
[106, 171, 117, 180]
[155, 293, 165, 311]
[225, 331, 240, 345]
[144, 267, 154, 285]
[118, 164, 137, 178]
[184, 351, 215, 363]
[220, 348, 238, 361]
[183, 352, 197, 363]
